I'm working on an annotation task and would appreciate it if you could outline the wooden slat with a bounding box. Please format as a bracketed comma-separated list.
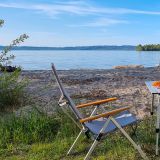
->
[76, 97, 117, 109]
[79, 106, 130, 123]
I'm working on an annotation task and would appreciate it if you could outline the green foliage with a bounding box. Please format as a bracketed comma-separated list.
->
[54, 107, 80, 138]
[0, 19, 29, 111]
[0, 34, 29, 66]
[0, 110, 60, 148]
[0, 70, 27, 111]
[0, 107, 79, 149]
[136, 44, 160, 51]
[136, 44, 143, 51]
[0, 19, 29, 66]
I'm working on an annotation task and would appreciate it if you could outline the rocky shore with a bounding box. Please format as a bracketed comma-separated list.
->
[21, 67, 160, 119]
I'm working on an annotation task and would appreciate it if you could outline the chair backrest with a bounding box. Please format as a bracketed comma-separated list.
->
[51, 63, 83, 120]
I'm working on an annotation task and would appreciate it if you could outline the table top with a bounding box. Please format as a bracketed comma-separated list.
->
[145, 81, 160, 94]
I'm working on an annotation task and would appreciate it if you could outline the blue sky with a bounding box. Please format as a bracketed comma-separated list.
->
[0, 0, 160, 46]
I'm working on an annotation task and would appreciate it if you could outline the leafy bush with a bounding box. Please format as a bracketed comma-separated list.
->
[0, 19, 29, 111]
[0, 70, 28, 111]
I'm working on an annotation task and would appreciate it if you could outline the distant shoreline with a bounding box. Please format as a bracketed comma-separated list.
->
[0, 45, 136, 51]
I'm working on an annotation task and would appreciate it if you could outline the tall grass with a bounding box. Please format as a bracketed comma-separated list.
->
[0, 106, 80, 148]
[0, 106, 158, 160]
[0, 111, 60, 148]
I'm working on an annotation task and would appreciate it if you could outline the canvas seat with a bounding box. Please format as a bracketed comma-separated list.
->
[51, 63, 148, 160]
[85, 111, 137, 135]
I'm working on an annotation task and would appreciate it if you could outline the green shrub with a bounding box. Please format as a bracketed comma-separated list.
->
[0, 69, 28, 111]
[0, 19, 29, 111]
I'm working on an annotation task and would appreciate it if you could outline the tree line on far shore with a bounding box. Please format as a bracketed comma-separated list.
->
[136, 44, 160, 51]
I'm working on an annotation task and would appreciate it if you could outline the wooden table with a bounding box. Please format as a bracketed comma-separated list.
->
[145, 81, 160, 155]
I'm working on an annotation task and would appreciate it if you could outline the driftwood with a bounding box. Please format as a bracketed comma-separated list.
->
[113, 65, 144, 69]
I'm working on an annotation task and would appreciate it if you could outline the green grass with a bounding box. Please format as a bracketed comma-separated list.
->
[0, 106, 158, 160]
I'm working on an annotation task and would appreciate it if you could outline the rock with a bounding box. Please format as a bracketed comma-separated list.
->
[0, 66, 20, 72]
[113, 65, 144, 69]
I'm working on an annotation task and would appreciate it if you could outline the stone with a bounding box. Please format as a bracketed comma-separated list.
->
[0, 65, 18, 72]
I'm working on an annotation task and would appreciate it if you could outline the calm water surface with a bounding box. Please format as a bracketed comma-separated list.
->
[11, 50, 160, 70]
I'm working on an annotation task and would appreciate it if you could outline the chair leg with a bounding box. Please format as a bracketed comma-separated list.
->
[110, 117, 148, 160]
[67, 130, 83, 155]
[156, 96, 160, 156]
[84, 118, 111, 160]
[84, 139, 99, 160]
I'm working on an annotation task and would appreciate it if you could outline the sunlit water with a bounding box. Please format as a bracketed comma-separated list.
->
[10, 50, 160, 70]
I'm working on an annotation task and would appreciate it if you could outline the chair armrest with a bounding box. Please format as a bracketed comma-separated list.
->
[76, 97, 117, 109]
[79, 106, 130, 123]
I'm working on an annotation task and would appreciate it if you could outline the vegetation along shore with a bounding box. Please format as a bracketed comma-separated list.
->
[136, 44, 160, 51]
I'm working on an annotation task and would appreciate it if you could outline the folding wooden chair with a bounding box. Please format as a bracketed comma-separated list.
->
[51, 63, 148, 160]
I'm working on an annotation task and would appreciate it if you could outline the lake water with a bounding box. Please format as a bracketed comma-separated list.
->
[10, 50, 160, 70]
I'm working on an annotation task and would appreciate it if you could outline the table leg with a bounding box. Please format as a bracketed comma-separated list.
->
[156, 95, 160, 155]
[151, 94, 155, 115]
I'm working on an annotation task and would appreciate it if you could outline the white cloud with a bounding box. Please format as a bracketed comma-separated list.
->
[0, 1, 160, 17]
[69, 18, 128, 27]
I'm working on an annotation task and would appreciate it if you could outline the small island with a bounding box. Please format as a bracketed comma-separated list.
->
[136, 44, 160, 51]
